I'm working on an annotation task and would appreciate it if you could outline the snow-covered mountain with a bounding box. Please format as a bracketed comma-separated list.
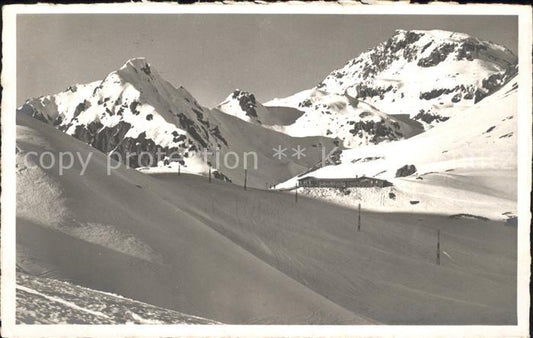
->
[276, 76, 518, 220]
[217, 89, 307, 127]
[17, 58, 336, 187]
[219, 88, 422, 148]
[18, 58, 224, 174]
[267, 29, 517, 130]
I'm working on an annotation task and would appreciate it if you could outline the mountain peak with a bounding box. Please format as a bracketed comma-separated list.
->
[116, 57, 159, 83]
[120, 57, 151, 71]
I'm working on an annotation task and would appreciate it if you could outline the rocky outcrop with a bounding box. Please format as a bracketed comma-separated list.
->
[213, 170, 232, 182]
[413, 111, 449, 124]
[232, 90, 258, 118]
[70, 121, 184, 168]
[348, 119, 403, 145]
[395, 164, 417, 177]
[417, 43, 455, 67]
[474, 65, 518, 103]
[354, 84, 393, 100]
[111, 132, 184, 168]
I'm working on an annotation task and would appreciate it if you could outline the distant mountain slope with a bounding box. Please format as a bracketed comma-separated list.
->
[220, 88, 422, 148]
[263, 106, 305, 126]
[269, 90, 424, 147]
[198, 108, 338, 187]
[276, 75, 518, 220]
[216, 89, 271, 125]
[267, 29, 517, 129]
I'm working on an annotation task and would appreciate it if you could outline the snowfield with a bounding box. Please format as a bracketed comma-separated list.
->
[16, 111, 516, 324]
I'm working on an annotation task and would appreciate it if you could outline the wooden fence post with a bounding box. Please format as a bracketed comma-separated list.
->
[209, 167, 212, 183]
[357, 203, 361, 232]
[436, 229, 441, 265]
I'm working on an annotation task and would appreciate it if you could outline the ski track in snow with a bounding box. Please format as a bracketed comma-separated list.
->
[17, 285, 111, 319]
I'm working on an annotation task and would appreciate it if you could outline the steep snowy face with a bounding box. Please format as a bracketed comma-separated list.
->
[267, 29, 517, 129]
[18, 58, 228, 173]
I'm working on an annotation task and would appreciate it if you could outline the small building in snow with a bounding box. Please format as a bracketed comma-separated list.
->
[297, 176, 392, 188]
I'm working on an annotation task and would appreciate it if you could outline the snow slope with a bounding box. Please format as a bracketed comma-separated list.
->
[199, 108, 338, 187]
[149, 173, 517, 325]
[16, 111, 516, 324]
[16, 112, 371, 324]
[17, 273, 219, 324]
[267, 29, 517, 129]
[276, 77, 518, 220]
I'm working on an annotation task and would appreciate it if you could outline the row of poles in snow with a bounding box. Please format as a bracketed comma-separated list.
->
[352, 201, 443, 265]
[176, 164, 249, 190]
[207, 167, 248, 190]
[361, 203, 442, 265]
[296, 192, 442, 265]
[181, 165, 442, 266]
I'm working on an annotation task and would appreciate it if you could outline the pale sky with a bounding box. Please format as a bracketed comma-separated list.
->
[17, 14, 517, 107]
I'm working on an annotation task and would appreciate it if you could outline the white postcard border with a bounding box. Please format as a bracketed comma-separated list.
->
[1, 3, 531, 337]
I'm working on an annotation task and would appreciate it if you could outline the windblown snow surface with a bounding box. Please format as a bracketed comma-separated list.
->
[16, 110, 516, 324]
